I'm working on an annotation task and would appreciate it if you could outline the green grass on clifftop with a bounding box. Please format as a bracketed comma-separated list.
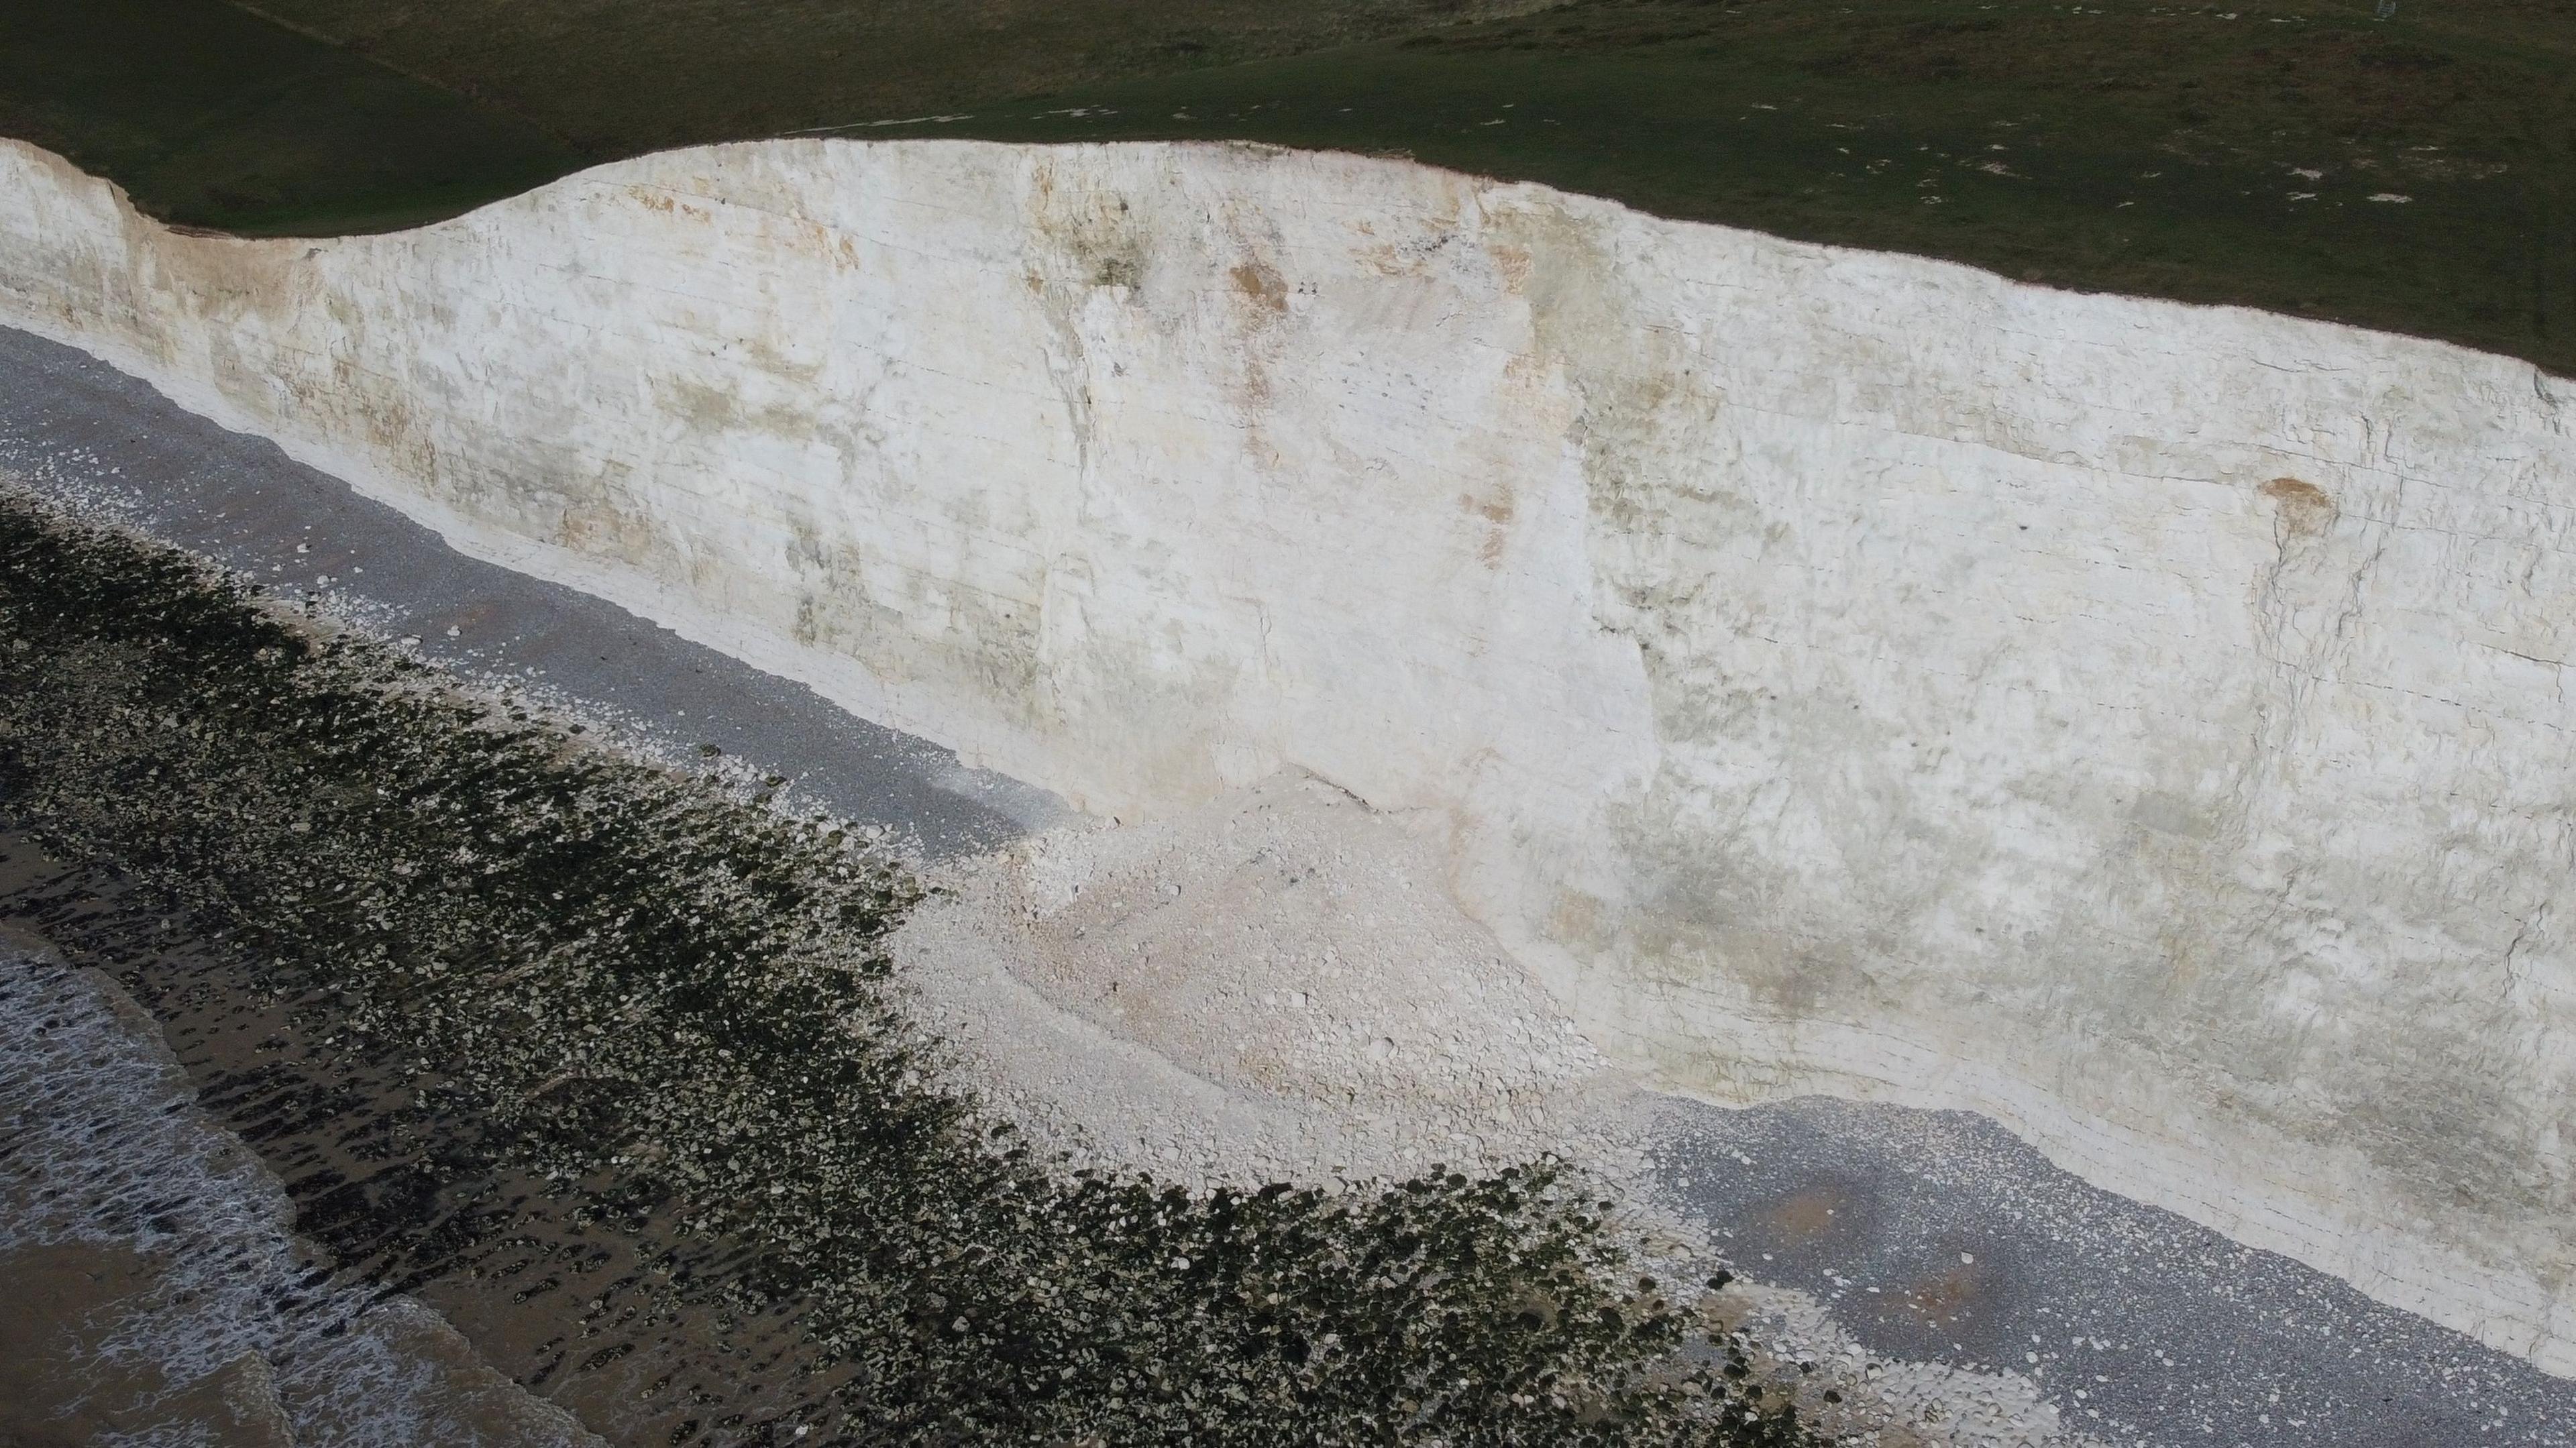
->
[895, 0, 2575, 373]
[3, 0, 2569, 370]
[0, 0, 580, 235]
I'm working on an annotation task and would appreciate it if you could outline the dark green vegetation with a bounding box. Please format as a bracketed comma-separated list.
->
[0, 0, 580, 234]
[235, 0, 1534, 156]
[3, 0, 2569, 372]
[0, 0, 1503, 234]
[0, 490, 1813, 1446]
[888, 0, 2575, 373]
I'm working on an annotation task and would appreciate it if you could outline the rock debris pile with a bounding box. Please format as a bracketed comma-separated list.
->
[898, 773, 1638, 1190]
[0, 488, 1818, 1446]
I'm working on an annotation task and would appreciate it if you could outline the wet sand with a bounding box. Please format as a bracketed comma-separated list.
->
[1, 1239, 299, 1448]
[0, 837, 848, 1445]
[0, 919, 598, 1447]
[4, 323, 2572, 1445]
[1650, 1099, 2576, 1445]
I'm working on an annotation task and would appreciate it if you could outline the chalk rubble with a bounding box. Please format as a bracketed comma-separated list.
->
[1, 135, 2568, 1372]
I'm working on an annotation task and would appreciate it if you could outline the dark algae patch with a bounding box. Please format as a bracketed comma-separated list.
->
[0, 490, 1815, 1446]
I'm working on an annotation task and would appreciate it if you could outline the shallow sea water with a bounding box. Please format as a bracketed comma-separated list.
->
[0, 941, 595, 1447]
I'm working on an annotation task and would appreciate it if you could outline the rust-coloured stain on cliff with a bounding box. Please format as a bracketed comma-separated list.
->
[2259, 476, 2335, 535]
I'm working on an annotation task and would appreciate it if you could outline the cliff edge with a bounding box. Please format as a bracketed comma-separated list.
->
[3, 135, 2567, 1372]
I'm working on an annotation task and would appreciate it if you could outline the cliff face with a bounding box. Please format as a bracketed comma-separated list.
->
[3, 137, 2568, 1371]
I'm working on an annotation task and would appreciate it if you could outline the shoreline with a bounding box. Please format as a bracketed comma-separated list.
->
[7, 131, 2566, 1373]
[0, 482, 1823, 1445]
[0, 836, 875, 1445]
[0, 911, 599, 1448]
[3, 326, 2570, 1445]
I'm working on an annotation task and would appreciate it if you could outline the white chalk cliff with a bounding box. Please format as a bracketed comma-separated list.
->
[3, 137, 2569, 1372]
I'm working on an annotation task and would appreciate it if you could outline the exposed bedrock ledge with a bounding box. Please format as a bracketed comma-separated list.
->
[3, 136, 2569, 1372]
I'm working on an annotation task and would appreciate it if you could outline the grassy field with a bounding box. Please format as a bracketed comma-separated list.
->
[1, 0, 2569, 372]
[0, 0, 579, 234]
[229, 0, 1550, 155]
[885, 0, 2573, 372]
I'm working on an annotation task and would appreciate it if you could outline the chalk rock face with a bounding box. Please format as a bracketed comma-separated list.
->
[3, 137, 2569, 1370]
